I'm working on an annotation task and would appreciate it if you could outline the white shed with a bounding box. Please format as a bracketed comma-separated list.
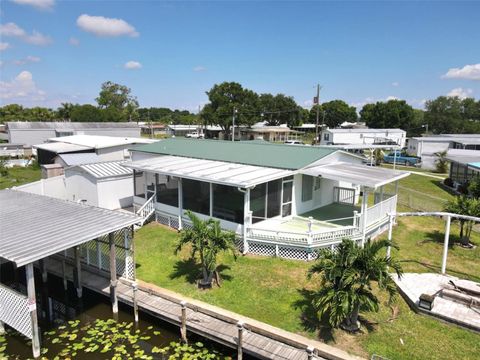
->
[65, 161, 133, 210]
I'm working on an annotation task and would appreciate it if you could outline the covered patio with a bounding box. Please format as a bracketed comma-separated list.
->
[0, 190, 140, 358]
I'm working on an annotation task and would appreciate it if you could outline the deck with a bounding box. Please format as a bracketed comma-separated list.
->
[300, 203, 360, 227]
[44, 257, 359, 360]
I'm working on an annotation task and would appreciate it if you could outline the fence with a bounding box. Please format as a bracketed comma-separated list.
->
[0, 284, 32, 339]
[62, 227, 135, 280]
[333, 186, 356, 205]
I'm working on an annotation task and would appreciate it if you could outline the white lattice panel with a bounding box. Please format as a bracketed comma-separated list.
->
[247, 242, 276, 257]
[0, 284, 32, 339]
[278, 246, 309, 261]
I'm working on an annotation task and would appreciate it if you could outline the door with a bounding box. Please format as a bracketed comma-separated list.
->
[281, 178, 293, 217]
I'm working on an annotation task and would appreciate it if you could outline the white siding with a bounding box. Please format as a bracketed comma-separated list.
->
[15, 175, 67, 200]
[96, 177, 133, 210]
[65, 169, 99, 206]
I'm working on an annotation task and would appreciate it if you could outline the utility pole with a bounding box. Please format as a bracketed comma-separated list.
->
[314, 84, 321, 144]
[232, 107, 237, 142]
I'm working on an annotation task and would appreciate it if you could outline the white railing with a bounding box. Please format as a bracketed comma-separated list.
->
[364, 194, 397, 227]
[333, 186, 356, 205]
[136, 194, 156, 225]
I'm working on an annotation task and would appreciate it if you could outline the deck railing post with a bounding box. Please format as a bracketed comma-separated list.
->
[387, 213, 394, 259]
[237, 320, 244, 360]
[109, 233, 118, 314]
[180, 300, 187, 343]
[353, 210, 358, 228]
[441, 215, 451, 275]
[26, 263, 41, 359]
[178, 178, 183, 230]
[306, 345, 314, 360]
[132, 282, 139, 323]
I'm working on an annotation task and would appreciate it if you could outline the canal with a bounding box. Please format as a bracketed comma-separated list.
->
[0, 266, 247, 359]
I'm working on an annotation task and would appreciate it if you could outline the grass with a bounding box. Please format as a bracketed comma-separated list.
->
[381, 163, 448, 178]
[135, 220, 480, 360]
[0, 165, 41, 190]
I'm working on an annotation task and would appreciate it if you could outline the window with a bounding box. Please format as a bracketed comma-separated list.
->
[314, 177, 321, 190]
[250, 183, 267, 223]
[134, 170, 145, 198]
[213, 184, 244, 223]
[282, 180, 293, 217]
[183, 179, 210, 215]
[266, 179, 281, 218]
[156, 175, 178, 207]
[56, 130, 74, 137]
[302, 175, 313, 202]
[323, 133, 330, 141]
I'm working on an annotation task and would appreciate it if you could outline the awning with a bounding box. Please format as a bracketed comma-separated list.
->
[34, 142, 93, 154]
[123, 155, 293, 188]
[300, 162, 410, 189]
[0, 190, 140, 267]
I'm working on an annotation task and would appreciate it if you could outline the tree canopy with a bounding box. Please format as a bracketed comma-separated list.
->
[360, 99, 416, 134]
[309, 100, 357, 128]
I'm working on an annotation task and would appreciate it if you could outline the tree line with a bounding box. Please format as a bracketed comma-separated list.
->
[1, 80, 479, 135]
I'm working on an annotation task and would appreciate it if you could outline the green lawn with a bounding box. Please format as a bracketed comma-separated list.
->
[381, 163, 448, 178]
[0, 165, 41, 190]
[135, 221, 480, 360]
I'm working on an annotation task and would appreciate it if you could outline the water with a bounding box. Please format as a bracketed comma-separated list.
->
[0, 265, 238, 359]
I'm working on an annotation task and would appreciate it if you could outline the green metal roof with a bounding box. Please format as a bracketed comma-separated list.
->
[132, 138, 338, 170]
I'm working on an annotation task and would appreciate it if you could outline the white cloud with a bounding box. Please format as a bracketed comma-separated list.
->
[13, 55, 41, 65]
[0, 22, 52, 46]
[392, 82, 399, 87]
[124, 60, 142, 69]
[76, 14, 139, 37]
[386, 95, 398, 101]
[447, 87, 473, 99]
[442, 63, 480, 81]
[0, 42, 10, 51]
[69, 37, 80, 46]
[0, 70, 46, 101]
[193, 65, 207, 72]
[10, 0, 55, 10]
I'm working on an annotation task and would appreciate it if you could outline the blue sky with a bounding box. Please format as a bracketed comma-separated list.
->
[1, 0, 479, 111]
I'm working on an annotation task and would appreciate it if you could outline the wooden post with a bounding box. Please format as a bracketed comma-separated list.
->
[132, 282, 139, 323]
[26, 263, 41, 358]
[237, 320, 244, 360]
[441, 215, 451, 275]
[180, 300, 187, 343]
[39, 259, 47, 284]
[178, 178, 183, 230]
[61, 258, 67, 290]
[306, 346, 314, 360]
[73, 246, 82, 298]
[109, 233, 118, 314]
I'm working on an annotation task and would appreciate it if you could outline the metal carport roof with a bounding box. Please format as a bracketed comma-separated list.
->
[300, 162, 410, 189]
[0, 190, 140, 267]
[123, 155, 293, 188]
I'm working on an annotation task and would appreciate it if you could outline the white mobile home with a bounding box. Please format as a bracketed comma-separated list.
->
[125, 138, 409, 260]
[320, 128, 407, 147]
[7, 122, 141, 146]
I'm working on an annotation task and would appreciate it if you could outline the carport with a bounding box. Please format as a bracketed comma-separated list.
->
[0, 189, 140, 358]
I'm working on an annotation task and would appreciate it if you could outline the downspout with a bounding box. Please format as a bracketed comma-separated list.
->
[238, 187, 253, 254]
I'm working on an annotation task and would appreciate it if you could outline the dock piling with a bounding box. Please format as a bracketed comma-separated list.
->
[180, 300, 187, 343]
[237, 320, 244, 360]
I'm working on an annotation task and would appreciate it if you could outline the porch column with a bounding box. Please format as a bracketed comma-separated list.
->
[441, 215, 451, 275]
[209, 183, 213, 217]
[386, 213, 394, 259]
[73, 246, 82, 298]
[109, 233, 118, 314]
[178, 178, 183, 230]
[361, 187, 369, 247]
[26, 263, 41, 358]
[243, 188, 251, 254]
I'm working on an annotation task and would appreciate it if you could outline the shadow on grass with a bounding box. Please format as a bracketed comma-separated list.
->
[292, 289, 376, 343]
[169, 258, 233, 284]
[420, 230, 459, 247]
[398, 259, 480, 282]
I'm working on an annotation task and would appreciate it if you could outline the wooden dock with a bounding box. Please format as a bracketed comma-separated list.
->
[44, 257, 361, 360]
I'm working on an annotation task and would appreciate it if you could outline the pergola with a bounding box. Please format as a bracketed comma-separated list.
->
[0, 189, 140, 358]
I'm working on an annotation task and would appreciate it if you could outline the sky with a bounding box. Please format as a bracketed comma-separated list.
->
[1, 0, 479, 112]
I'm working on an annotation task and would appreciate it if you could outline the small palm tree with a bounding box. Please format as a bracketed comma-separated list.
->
[434, 150, 448, 173]
[176, 211, 237, 288]
[308, 238, 403, 332]
[444, 196, 480, 246]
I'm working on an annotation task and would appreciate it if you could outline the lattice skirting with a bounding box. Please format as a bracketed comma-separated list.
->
[0, 284, 32, 339]
[61, 227, 135, 280]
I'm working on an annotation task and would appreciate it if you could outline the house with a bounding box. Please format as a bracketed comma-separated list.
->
[124, 138, 409, 260]
[6, 121, 141, 146]
[165, 124, 200, 137]
[34, 134, 156, 165]
[16, 160, 134, 210]
[445, 149, 480, 189]
[407, 134, 480, 170]
[0, 143, 32, 158]
[241, 124, 302, 142]
[320, 128, 407, 147]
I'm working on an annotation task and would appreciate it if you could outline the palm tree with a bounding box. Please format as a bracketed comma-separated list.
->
[308, 238, 403, 332]
[176, 211, 237, 288]
[434, 150, 448, 173]
[444, 196, 480, 246]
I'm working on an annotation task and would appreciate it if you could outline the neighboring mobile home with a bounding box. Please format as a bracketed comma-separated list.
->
[124, 138, 409, 260]
[7, 121, 141, 146]
[445, 149, 480, 189]
[319, 128, 407, 147]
